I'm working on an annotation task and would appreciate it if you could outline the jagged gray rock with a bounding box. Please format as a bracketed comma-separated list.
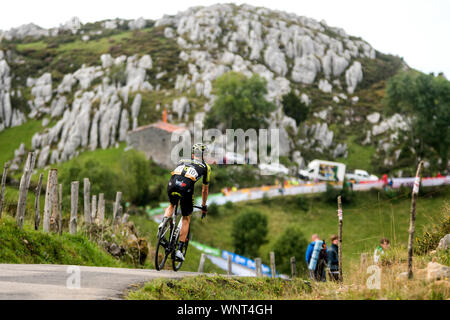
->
[345, 61, 363, 94]
[131, 94, 142, 130]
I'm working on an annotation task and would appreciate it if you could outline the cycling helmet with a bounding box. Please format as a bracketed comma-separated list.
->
[191, 143, 208, 161]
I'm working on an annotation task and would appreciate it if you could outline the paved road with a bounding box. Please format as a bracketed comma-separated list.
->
[0, 264, 200, 300]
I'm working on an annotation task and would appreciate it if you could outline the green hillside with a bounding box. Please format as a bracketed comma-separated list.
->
[187, 186, 450, 271]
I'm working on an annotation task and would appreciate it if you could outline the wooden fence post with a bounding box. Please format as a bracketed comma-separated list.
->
[16, 152, 35, 228]
[58, 184, 63, 235]
[337, 195, 343, 283]
[34, 173, 43, 230]
[198, 253, 206, 273]
[270, 251, 276, 278]
[49, 178, 60, 233]
[70, 181, 79, 235]
[83, 178, 91, 225]
[43, 169, 58, 233]
[0, 162, 9, 218]
[360, 253, 367, 269]
[121, 213, 129, 224]
[290, 256, 297, 278]
[97, 193, 105, 224]
[255, 258, 262, 277]
[91, 195, 97, 220]
[408, 161, 424, 279]
[114, 205, 123, 225]
[227, 255, 232, 275]
[113, 191, 122, 223]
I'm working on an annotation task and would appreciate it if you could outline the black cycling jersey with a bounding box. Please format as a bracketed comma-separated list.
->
[171, 158, 211, 186]
[167, 158, 211, 216]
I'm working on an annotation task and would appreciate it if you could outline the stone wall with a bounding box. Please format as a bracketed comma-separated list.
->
[127, 121, 189, 169]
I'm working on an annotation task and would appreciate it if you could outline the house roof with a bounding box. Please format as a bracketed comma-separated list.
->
[131, 121, 187, 133]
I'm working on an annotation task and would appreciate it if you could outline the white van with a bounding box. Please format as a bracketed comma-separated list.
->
[298, 159, 346, 182]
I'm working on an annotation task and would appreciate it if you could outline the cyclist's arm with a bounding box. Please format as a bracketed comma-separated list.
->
[202, 164, 211, 206]
[202, 184, 208, 206]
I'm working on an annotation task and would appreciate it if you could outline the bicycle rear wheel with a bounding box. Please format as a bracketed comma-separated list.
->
[172, 228, 190, 271]
[155, 218, 172, 271]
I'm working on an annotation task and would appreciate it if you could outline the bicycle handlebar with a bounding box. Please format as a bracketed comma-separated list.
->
[193, 205, 207, 219]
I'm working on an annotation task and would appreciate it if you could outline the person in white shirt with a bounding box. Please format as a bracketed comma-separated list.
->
[374, 238, 390, 264]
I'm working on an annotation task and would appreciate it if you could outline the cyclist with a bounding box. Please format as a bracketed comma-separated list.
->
[159, 143, 210, 261]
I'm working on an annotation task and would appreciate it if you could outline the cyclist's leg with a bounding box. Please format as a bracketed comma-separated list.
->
[179, 193, 194, 243]
[165, 177, 181, 218]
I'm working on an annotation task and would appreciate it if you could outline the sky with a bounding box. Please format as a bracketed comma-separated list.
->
[1, 0, 449, 77]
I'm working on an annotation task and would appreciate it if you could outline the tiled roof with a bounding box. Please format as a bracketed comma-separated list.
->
[131, 121, 187, 133]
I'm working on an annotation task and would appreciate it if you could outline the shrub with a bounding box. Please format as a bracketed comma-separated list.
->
[59, 159, 119, 201]
[295, 195, 308, 211]
[415, 203, 450, 255]
[119, 150, 151, 206]
[207, 203, 219, 217]
[322, 181, 353, 205]
[231, 210, 268, 258]
[262, 193, 271, 206]
[272, 225, 308, 275]
[224, 201, 234, 210]
[282, 91, 309, 126]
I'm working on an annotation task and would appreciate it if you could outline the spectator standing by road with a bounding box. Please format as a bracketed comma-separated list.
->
[327, 235, 339, 281]
[374, 238, 390, 264]
[305, 234, 328, 281]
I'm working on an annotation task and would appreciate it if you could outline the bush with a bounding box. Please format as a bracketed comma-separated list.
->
[60, 159, 119, 201]
[262, 193, 271, 206]
[224, 201, 234, 210]
[415, 203, 450, 255]
[322, 181, 353, 205]
[119, 150, 151, 206]
[282, 91, 309, 126]
[231, 210, 268, 258]
[272, 225, 308, 275]
[207, 203, 219, 217]
[295, 195, 308, 211]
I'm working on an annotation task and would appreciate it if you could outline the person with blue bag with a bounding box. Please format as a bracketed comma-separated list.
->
[305, 234, 328, 281]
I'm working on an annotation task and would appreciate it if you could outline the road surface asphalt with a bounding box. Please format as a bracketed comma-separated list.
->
[0, 263, 199, 300]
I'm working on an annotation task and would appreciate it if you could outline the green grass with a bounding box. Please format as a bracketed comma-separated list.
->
[0, 120, 43, 169]
[54, 29, 147, 54]
[188, 186, 450, 273]
[15, 40, 47, 51]
[32, 142, 127, 186]
[127, 275, 311, 300]
[0, 215, 125, 266]
[336, 135, 376, 172]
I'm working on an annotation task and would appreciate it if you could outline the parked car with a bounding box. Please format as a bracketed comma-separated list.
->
[258, 162, 289, 175]
[345, 169, 379, 183]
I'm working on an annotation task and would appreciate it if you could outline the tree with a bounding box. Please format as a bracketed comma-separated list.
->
[385, 72, 450, 171]
[205, 72, 276, 131]
[281, 91, 309, 126]
[272, 225, 308, 275]
[120, 150, 151, 205]
[231, 210, 268, 258]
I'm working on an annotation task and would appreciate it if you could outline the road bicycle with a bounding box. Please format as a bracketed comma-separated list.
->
[155, 204, 205, 271]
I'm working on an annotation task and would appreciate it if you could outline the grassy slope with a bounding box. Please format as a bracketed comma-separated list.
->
[0, 215, 125, 266]
[128, 201, 450, 300]
[189, 187, 450, 270]
[127, 254, 449, 300]
[336, 135, 376, 172]
[127, 275, 311, 300]
[0, 120, 43, 169]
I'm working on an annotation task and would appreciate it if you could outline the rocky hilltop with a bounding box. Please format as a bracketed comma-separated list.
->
[0, 3, 411, 174]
